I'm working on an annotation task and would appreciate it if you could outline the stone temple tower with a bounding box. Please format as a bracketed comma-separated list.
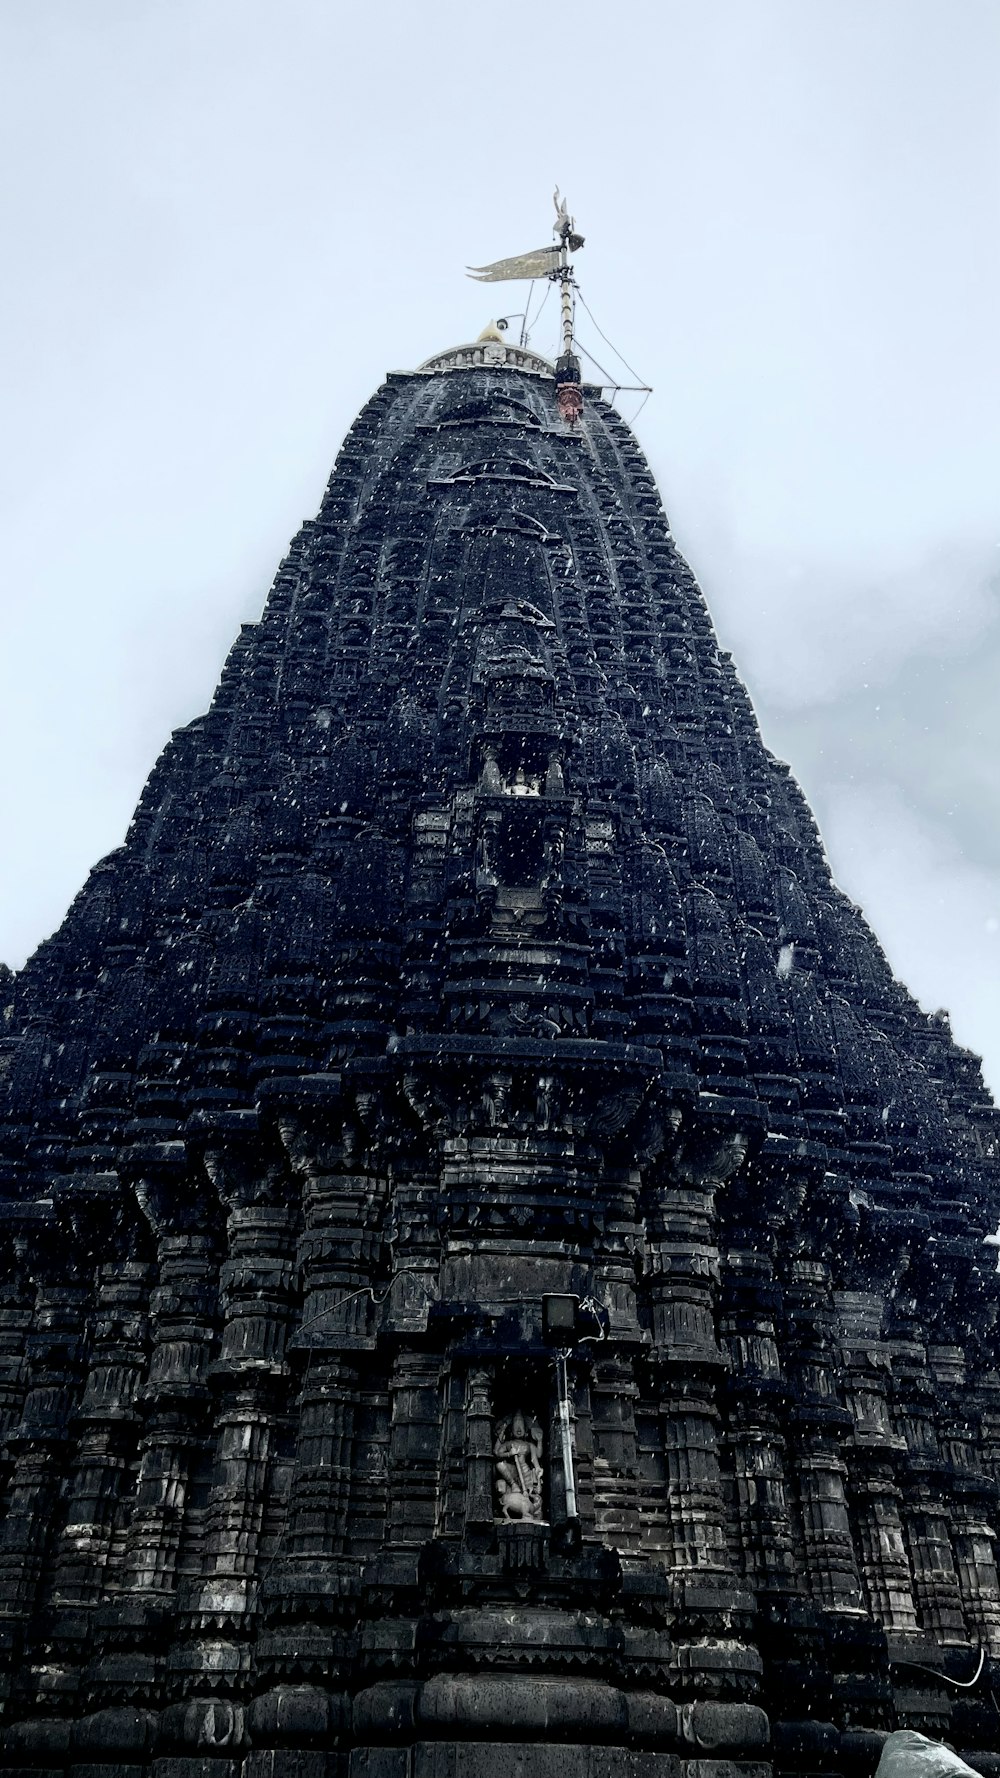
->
[1, 310, 1000, 1778]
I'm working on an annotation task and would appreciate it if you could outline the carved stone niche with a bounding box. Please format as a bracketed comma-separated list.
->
[487, 1358, 548, 1514]
[494, 1405, 545, 1523]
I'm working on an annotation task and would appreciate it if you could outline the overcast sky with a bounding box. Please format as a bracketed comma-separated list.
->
[2, 0, 999, 1092]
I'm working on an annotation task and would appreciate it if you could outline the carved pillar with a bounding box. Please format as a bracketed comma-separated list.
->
[386, 1350, 442, 1548]
[719, 1258, 797, 1595]
[776, 1178, 890, 1768]
[947, 1261, 1000, 1657]
[12, 1226, 149, 1758]
[642, 1121, 764, 1744]
[0, 1226, 33, 1717]
[47, 1198, 152, 1610]
[891, 1262, 968, 1647]
[434, 1359, 467, 1544]
[275, 1097, 389, 1573]
[134, 1128, 299, 1778]
[780, 1182, 865, 1617]
[717, 1154, 801, 1604]
[463, 1366, 495, 1542]
[716, 1149, 837, 1778]
[587, 1173, 644, 1555]
[589, 1356, 640, 1552]
[195, 1132, 297, 1620]
[642, 1141, 736, 1580]
[946, 1468, 1000, 1657]
[0, 1227, 32, 1443]
[849, 1453, 919, 1633]
[119, 1165, 220, 1602]
[282, 1352, 360, 1566]
[0, 1225, 89, 1711]
[833, 1207, 920, 1638]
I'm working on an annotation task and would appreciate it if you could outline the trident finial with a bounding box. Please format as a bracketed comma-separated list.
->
[553, 188, 585, 253]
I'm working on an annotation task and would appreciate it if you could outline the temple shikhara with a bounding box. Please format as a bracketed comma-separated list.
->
[2, 204, 1000, 1778]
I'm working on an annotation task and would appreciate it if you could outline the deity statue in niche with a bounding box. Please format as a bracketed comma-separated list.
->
[494, 1408, 545, 1521]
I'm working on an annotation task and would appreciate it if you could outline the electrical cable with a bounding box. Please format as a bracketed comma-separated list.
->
[527, 277, 552, 349]
[574, 283, 649, 388]
[576, 1294, 610, 1344]
[519, 281, 536, 348]
[574, 337, 625, 391]
[294, 1265, 425, 1337]
[892, 1645, 986, 1689]
[629, 388, 652, 427]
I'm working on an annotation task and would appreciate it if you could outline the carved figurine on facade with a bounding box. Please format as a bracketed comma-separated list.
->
[494, 1407, 545, 1521]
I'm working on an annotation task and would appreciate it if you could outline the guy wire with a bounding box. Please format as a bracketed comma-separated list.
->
[574, 283, 649, 389]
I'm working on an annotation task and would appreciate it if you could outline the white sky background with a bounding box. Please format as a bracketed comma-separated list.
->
[1, 0, 999, 1091]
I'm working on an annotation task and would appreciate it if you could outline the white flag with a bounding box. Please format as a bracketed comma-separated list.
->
[467, 246, 562, 283]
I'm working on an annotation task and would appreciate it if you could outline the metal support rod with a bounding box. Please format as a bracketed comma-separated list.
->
[555, 1350, 578, 1521]
[559, 275, 574, 357]
[557, 227, 574, 357]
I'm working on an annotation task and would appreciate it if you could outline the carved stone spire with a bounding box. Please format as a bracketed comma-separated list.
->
[0, 338, 999, 1778]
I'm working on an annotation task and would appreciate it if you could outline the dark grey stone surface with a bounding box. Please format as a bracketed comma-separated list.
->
[1, 356, 999, 1778]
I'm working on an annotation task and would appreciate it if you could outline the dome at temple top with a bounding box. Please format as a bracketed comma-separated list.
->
[418, 331, 556, 376]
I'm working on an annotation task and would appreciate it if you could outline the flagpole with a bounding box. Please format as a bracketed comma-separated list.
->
[558, 214, 574, 357]
[553, 194, 584, 426]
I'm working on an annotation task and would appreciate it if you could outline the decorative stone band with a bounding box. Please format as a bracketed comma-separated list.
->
[417, 341, 556, 376]
[352, 1677, 769, 1753]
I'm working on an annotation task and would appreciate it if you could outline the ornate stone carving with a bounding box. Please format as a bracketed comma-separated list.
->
[494, 1408, 545, 1522]
[0, 330, 997, 1772]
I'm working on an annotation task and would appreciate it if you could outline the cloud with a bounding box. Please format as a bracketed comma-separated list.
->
[677, 523, 1000, 1100]
[698, 534, 1000, 711]
[812, 782, 1000, 1098]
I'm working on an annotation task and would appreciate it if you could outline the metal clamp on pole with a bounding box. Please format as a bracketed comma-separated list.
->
[553, 1348, 581, 1554]
[542, 1293, 608, 1552]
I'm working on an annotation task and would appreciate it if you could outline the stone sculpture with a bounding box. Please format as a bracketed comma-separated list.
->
[494, 1410, 545, 1521]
